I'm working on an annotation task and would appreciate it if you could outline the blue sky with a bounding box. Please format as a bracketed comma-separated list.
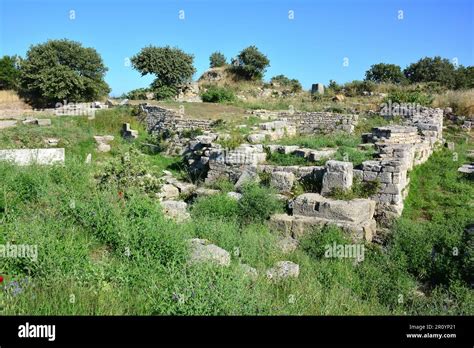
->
[1, 0, 473, 96]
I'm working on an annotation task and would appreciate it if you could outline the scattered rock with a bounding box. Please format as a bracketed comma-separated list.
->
[266, 261, 300, 281]
[194, 187, 220, 197]
[161, 200, 190, 222]
[332, 94, 345, 102]
[0, 120, 17, 129]
[227, 191, 243, 201]
[239, 263, 258, 280]
[188, 238, 231, 267]
[44, 138, 60, 146]
[0, 148, 65, 166]
[234, 169, 259, 191]
[94, 135, 114, 153]
[276, 236, 299, 254]
[37, 119, 51, 126]
[85, 153, 92, 164]
[157, 184, 180, 200]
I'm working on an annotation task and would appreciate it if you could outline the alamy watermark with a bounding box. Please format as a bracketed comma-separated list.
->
[380, 100, 422, 117]
[0, 242, 38, 262]
[324, 242, 365, 262]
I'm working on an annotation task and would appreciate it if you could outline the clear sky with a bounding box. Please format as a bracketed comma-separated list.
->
[1, 0, 473, 96]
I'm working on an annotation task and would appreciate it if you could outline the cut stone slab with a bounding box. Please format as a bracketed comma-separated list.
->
[269, 213, 376, 242]
[160, 200, 190, 222]
[266, 261, 299, 281]
[157, 184, 180, 200]
[307, 148, 337, 162]
[194, 187, 220, 197]
[458, 163, 474, 174]
[188, 238, 231, 267]
[44, 138, 60, 146]
[0, 148, 65, 166]
[291, 193, 375, 224]
[247, 133, 266, 144]
[227, 191, 243, 201]
[321, 160, 353, 195]
[121, 123, 138, 139]
[0, 120, 17, 129]
[276, 236, 299, 254]
[270, 171, 295, 193]
[37, 119, 51, 126]
[234, 168, 259, 191]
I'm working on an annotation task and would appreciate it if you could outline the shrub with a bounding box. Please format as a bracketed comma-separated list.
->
[384, 90, 433, 106]
[270, 75, 302, 92]
[209, 52, 227, 68]
[19, 39, 110, 106]
[238, 182, 282, 223]
[191, 194, 240, 220]
[327, 178, 380, 200]
[131, 46, 196, 100]
[124, 87, 152, 100]
[201, 85, 235, 103]
[230, 46, 270, 80]
[300, 224, 349, 259]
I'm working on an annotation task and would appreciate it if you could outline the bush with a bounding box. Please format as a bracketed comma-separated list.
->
[384, 90, 433, 106]
[191, 194, 240, 220]
[19, 39, 110, 107]
[238, 183, 282, 224]
[231, 46, 270, 80]
[270, 75, 302, 92]
[124, 87, 152, 100]
[209, 52, 226, 68]
[201, 85, 235, 103]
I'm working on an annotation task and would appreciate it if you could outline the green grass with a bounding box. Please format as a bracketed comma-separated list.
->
[0, 110, 472, 315]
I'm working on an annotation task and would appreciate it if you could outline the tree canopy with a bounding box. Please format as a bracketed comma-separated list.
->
[19, 39, 110, 106]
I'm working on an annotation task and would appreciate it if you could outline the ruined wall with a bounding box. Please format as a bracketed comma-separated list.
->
[355, 107, 444, 220]
[249, 110, 359, 134]
[143, 105, 214, 134]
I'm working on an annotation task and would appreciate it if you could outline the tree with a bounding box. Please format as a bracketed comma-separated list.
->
[365, 63, 405, 84]
[454, 65, 474, 89]
[404, 56, 456, 88]
[0, 55, 20, 90]
[131, 46, 196, 100]
[231, 45, 270, 80]
[19, 39, 109, 106]
[209, 52, 226, 68]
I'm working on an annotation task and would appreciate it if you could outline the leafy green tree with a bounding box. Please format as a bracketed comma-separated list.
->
[0, 55, 20, 90]
[19, 39, 110, 106]
[404, 56, 456, 88]
[209, 51, 226, 68]
[365, 63, 405, 84]
[131, 46, 196, 100]
[231, 45, 270, 80]
[454, 65, 474, 89]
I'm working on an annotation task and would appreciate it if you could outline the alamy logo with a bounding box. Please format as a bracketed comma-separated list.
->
[18, 322, 56, 341]
[324, 242, 365, 261]
[0, 242, 37, 262]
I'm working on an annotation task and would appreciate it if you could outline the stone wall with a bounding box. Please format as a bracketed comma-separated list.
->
[143, 105, 214, 134]
[355, 107, 444, 220]
[248, 110, 359, 134]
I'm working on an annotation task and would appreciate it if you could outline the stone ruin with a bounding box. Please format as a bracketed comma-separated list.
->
[142, 104, 445, 243]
